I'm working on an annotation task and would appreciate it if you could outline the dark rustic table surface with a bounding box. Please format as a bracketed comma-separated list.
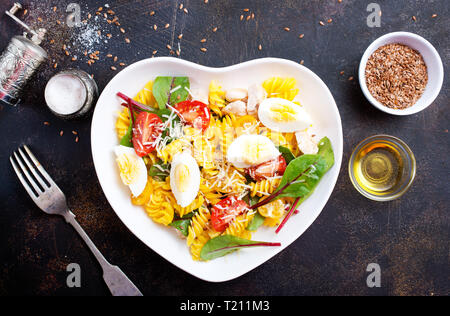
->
[0, 0, 448, 296]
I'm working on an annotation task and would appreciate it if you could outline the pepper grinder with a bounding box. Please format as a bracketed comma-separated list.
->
[0, 3, 48, 106]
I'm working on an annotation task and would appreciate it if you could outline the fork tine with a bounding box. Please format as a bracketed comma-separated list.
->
[10, 156, 39, 200]
[13, 151, 43, 195]
[23, 145, 57, 187]
[18, 147, 49, 189]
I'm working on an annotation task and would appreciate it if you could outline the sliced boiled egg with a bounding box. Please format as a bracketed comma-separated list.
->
[227, 134, 280, 168]
[170, 151, 201, 207]
[258, 98, 313, 133]
[114, 145, 148, 197]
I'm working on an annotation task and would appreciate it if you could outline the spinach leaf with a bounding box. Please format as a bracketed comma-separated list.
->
[278, 145, 296, 164]
[169, 219, 191, 237]
[119, 122, 133, 147]
[247, 213, 265, 231]
[148, 162, 170, 181]
[152, 76, 190, 109]
[276, 137, 334, 200]
[200, 235, 281, 261]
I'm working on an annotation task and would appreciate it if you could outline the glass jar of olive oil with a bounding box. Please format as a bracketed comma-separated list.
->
[349, 135, 416, 201]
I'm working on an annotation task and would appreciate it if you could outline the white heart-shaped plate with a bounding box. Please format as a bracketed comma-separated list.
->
[91, 57, 343, 282]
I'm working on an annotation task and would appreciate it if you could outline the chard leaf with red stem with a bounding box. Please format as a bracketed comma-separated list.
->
[200, 235, 281, 261]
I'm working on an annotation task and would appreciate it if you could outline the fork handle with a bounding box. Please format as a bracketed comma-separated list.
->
[64, 211, 143, 296]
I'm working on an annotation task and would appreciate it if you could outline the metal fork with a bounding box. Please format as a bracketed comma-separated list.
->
[10, 145, 142, 296]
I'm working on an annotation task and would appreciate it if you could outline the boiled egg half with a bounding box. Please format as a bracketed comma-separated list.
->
[170, 151, 201, 207]
[227, 134, 280, 168]
[114, 146, 148, 197]
[258, 98, 313, 133]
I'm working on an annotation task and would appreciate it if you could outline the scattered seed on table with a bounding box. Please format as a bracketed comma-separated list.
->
[431, 14, 437, 18]
[113, 56, 118, 62]
[258, 44, 262, 51]
[107, 54, 113, 58]
[327, 18, 333, 23]
[178, 34, 183, 39]
[201, 38, 206, 43]
[119, 62, 126, 67]
[60, 131, 64, 136]
[120, 28, 125, 33]
[153, 24, 157, 30]
[150, 11, 155, 16]
[240, 15, 244, 21]
[44, 122, 50, 126]
[300, 60, 304, 65]
[165, 23, 170, 28]
[348, 76, 354, 81]
[183, 8, 188, 14]
[212, 27, 218, 32]
[200, 47, 207, 52]
[75, 137, 79, 143]
[179, 3, 183, 10]
[125, 38, 130, 43]
[284, 27, 290, 31]
[412, 16, 417, 22]
[319, 21, 325, 26]
[111, 66, 117, 71]
[299, 33, 305, 39]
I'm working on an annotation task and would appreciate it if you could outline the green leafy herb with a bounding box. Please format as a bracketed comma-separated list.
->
[119, 121, 133, 147]
[278, 145, 296, 164]
[148, 162, 170, 181]
[250, 137, 334, 210]
[247, 213, 266, 231]
[169, 219, 191, 237]
[152, 76, 190, 109]
[277, 137, 334, 201]
[200, 235, 281, 261]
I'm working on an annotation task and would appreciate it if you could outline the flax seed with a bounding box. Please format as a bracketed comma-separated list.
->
[200, 47, 207, 52]
[119, 62, 126, 67]
[299, 34, 305, 39]
[183, 8, 188, 14]
[75, 137, 79, 143]
[178, 34, 183, 39]
[107, 54, 113, 58]
[44, 122, 50, 126]
[165, 23, 170, 29]
[114, 56, 118, 62]
[153, 24, 157, 30]
[240, 15, 244, 21]
[150, 11, 155, 16]
[212, 27, 218, 32]
[120, 28, 125, 33]
[412, 16, 417, 22]
[319, 21, 325, 26]
[284, 27, 290, 31]
[167, 44, 172, 50]
[60, 131, 64, 136]
[201, 38, 206, 43]
[431, 14, 438, 18]
[258, 44, 262, 51]
[125, 38, 130, 43]
[111, 66, 117, 71]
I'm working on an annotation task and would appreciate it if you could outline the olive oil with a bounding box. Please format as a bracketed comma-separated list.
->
[352, 142, 403, 195]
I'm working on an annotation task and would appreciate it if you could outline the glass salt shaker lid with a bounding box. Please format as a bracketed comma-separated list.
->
[44, 69, 98, 119]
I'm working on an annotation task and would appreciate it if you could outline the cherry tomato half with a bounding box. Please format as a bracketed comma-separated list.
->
[211, 196, 250, 232]
[173, 100, 211, 131]
[132, 112, 163, 157]
[246, 155, 287, 181]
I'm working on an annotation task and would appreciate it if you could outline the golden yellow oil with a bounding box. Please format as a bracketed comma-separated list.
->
[352, 142, 403, 195]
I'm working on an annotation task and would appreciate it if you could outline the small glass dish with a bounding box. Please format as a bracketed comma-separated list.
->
[348, 135, 416, 202]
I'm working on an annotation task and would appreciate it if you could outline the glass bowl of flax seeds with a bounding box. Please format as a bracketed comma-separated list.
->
[359, 32, 443, 116]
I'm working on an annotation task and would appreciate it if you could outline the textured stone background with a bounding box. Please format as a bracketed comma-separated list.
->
[0, 0, 448, 296]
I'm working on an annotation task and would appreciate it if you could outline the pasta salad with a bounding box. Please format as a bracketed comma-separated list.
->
[114, 76, 334, 261]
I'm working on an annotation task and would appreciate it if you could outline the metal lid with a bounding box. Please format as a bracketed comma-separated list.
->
[10, 35, 47, 60]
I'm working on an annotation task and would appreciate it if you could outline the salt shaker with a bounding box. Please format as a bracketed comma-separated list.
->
[44, 69, 98, 119]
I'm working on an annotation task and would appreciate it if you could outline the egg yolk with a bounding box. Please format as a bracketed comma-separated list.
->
[269, 104, 297, 122]
[175, 164, 190, 192]
[116, 154, 140, 186]
[243, 139, 272, 165]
